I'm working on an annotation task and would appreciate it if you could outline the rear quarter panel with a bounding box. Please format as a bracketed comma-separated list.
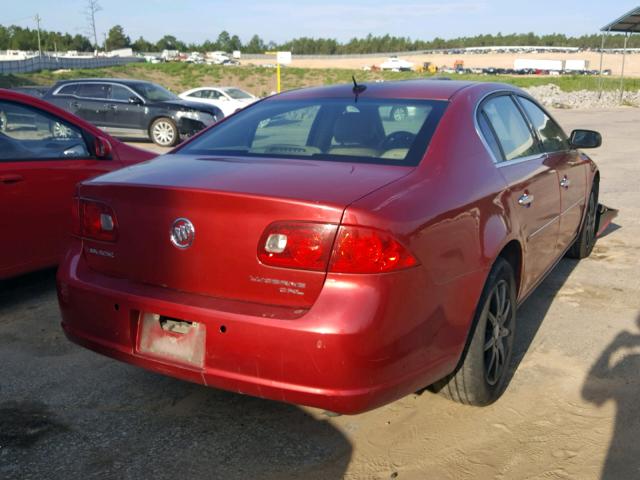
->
[342, 84, 520, 373]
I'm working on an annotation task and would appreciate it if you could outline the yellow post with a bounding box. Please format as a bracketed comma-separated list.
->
[277, 62, 281, 93]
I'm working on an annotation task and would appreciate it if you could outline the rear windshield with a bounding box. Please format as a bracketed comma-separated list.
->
[178, 97, 447, 166]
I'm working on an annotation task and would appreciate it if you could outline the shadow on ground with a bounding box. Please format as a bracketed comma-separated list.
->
[582, 312, 640, 480]
[0, 271, 352, 480]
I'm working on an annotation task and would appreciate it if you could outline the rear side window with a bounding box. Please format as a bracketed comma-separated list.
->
[477, 112, 503, 161]
[517, 97, 569, 153]
[480, 95, 540, 161]
[179, 98, 448, 166]
[76, 83, 109, 100]
[203, 90, 223, 99]
[188, 90, 203, 98]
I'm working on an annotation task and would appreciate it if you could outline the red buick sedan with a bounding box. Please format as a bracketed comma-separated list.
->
[57, 80, 614, 414]
[0, 89, 155, 279]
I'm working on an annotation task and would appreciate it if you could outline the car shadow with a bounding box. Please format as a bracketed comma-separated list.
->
[597, 221, 621, 239]
[0, 267, 57, 312]
[581, 312, 640, 479]
[503, 256, 580, 392]
[0, 272, 353, 480]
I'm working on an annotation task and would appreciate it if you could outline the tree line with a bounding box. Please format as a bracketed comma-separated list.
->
[1, 24, 638, 54]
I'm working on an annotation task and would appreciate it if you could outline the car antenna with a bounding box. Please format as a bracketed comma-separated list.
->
[352, 75, 366, 101]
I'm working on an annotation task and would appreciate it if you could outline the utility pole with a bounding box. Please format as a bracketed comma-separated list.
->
[35, 14, 42, 56]
[85, 0, 102, 53]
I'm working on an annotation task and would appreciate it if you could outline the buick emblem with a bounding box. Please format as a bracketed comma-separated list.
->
[170, 218, 195, 249]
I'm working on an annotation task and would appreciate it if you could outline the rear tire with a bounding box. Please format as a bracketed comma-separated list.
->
[150, 117, 179, 147]
[432, 257, 517, 406]
[567, 186, 598, 259]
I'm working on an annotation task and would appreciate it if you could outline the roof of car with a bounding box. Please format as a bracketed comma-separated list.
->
[53, 78, 154, 87]
[276, 79, 516, 101]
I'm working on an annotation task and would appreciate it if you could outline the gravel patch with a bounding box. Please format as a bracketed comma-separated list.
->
[524, 84, 640, 109]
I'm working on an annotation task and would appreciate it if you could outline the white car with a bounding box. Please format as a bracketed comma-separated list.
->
[179, 87, 258, 116]
[380, 56, 414, 72]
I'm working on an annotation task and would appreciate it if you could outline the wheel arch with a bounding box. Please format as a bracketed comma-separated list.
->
[497, 239, 523, 299]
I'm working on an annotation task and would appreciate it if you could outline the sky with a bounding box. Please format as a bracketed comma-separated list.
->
[5, 1, 640, 44]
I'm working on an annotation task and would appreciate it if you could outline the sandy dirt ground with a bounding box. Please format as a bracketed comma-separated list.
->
[243, 51, 640, 77]
[1, 108, 639, 480]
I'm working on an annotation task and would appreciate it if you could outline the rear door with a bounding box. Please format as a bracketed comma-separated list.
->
[478, 94, 561, 294]
[516, 96, 588, 253]
[0, 99, 115, 278]
[74, 83, 110, 127]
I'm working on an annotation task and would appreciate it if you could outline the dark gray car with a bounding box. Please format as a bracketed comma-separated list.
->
[43, 79, 223, 146]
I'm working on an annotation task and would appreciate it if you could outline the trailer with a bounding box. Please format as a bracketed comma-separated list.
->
[564, 59, 590, 71]
[513, 58, 564, 71]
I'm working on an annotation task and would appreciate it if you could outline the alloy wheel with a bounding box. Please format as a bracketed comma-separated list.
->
[483, 279, 513, 386]
[152, 121, 176, 146]
[585, 192, 597, 251]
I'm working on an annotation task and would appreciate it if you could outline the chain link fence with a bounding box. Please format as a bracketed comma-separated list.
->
[0, 55, 144, 74]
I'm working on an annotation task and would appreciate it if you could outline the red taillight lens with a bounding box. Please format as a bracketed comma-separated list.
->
[74, 199, 118, 242]
[329, 226, 418, 273]
[258, 222, 337, 271]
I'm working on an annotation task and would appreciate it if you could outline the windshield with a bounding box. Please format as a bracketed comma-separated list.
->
[224, 88, 254, 100]
[131, 83, 179, 102]
[178, 97, 447, 166]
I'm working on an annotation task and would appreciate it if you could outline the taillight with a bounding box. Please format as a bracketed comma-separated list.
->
[258, 222, 337, 271]
[73, 198, 118, 242]
[329, 226, 418, 273]
[258, 222, 418, 274]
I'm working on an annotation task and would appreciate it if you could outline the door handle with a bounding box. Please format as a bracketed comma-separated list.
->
[105, 103, 117, 110]
[0, 174, 24, 184]
[518, 193, 534, 207]
[560, 176, 571, 189]
[70, 101, 80, 108]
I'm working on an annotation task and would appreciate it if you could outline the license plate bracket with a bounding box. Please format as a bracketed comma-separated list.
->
[137, 313, 206, 368]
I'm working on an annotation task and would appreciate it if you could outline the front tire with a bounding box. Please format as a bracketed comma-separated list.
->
[567, 186, 598, 259]
[433, 257, 517, 406]
[150, 117, 179, 147]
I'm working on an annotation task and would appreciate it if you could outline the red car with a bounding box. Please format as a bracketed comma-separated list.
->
[0, 89, 155, 279]
[57, 80, 615, 414]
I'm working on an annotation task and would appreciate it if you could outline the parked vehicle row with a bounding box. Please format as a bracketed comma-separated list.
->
[48, 79, 615, 414]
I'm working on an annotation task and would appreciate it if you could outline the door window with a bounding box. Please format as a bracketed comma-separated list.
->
[518, 97, 569, 153]
[0, 100, 89, 161]
[480, 95, 540, 161]
[56, 84, 78, 96]
[110, 85, 135, 102]
[203, 90, 222, 100]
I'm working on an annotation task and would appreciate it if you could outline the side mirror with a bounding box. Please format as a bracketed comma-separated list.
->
[569, 129, 601, 149]
[129, 96, 143, 105]
[94, 136, 112, 159]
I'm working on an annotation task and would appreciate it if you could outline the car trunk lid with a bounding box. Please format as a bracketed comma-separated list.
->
[79, 154, 412, 307]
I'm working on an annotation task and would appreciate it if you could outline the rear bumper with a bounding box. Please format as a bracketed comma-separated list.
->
[57, 240, 483, 414]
